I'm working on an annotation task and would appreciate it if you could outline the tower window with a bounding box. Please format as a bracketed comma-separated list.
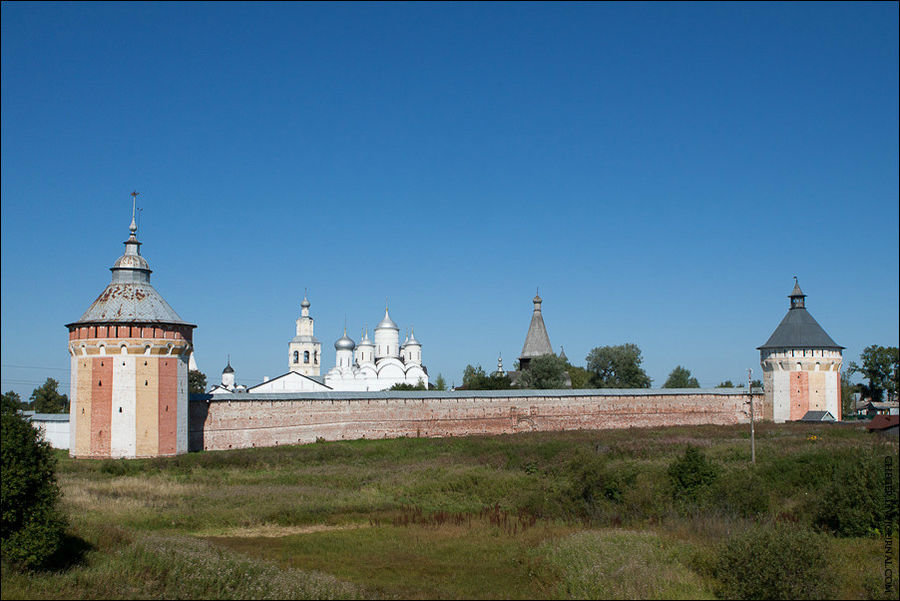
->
[293, 351, 299, 364]
[304, 351, 310, 364]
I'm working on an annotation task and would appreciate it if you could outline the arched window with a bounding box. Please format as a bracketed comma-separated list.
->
[314, 351, 318, 364]
[293, 351, 299, 363]
[304, 351, 310, 364]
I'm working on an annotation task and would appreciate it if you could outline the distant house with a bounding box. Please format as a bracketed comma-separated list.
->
[859, 401, 899, 417]
[866, 414, 899, 437]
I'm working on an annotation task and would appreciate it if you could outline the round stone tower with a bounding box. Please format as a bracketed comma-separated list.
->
[758, 279, 843, 423]
[65, 200, 196, 458]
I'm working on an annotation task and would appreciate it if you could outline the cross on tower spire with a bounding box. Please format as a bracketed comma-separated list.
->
[129, 191, 140, 235]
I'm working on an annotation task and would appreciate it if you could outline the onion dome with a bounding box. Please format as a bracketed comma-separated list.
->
[358, 328, 374, 347]
[334, 330, 356, 351]
[406, 327, 421, 347]
[376, 308, 399, 331]
[66, 203, 194, 328]
[301, 295, 311, 309]
[223, 360, 234, 374]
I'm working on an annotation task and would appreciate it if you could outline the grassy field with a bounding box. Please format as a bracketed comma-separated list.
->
[2, 422, 897, 599]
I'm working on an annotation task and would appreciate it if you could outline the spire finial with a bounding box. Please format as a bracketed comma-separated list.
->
[129, 190, 140, 235]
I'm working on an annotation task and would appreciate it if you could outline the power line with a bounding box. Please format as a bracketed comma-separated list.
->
[2, 364, 70, 371]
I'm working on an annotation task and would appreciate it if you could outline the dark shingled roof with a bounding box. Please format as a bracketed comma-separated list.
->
[758, 306, 843, 350]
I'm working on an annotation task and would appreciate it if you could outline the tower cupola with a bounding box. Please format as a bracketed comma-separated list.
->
[789, 277, 806, 310]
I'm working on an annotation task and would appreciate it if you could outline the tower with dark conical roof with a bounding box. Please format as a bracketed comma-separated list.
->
[758, 278, 843, 422]
[66, 194, 195, 458]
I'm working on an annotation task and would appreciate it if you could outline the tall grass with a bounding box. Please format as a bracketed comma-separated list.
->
[2, 423, 896, 599]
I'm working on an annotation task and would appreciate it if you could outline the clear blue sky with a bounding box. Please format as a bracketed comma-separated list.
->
[2, 2, 898, 397]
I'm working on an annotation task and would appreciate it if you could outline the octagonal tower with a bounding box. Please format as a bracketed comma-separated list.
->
[65, 201, 196, 458]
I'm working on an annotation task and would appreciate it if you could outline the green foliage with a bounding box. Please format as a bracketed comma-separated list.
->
[568, 454, 635, 509]
[1, 407, 67, 569]
[816, 449, 898, 537]
[458, 364, 512, 390]
[388, 382, 427, 391]
[585, 343, 651, 388]
[849, 345, 899, 402]
[566, 365, 593, 389]
[663, 366, 700, 388]
[517, 354, 568, 389]
[713, 524, 832, 599]
[188, 369, 208, 395]
[667, 446, 718, 502]
[840, 370, 859, 418]
[29, 378, 68, 414]
[2, 390, 24, 413]
[716, 380, 735, 388]
[434, 374, 447, 391]
[708, 467, 770, 517]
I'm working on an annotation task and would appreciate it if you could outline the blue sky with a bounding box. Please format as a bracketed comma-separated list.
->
[2, 2, 898, 397]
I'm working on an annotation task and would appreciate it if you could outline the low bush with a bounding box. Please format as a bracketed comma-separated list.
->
[708, 466, 770, 518]
[667, 446, 718, 503]
[816, 449, 899, 537]
[713, 523, 832, 599]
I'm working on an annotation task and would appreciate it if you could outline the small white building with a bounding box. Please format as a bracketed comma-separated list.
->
[324, 308, 428, 391]
[23, 412, 71, 450]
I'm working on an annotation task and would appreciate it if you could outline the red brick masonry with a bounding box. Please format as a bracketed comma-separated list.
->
[189, 390, 765, 452]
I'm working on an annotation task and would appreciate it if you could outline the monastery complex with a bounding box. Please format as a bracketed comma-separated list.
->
[64, 203, 844, 458]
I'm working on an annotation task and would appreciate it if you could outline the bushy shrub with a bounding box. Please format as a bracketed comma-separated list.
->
[568, 454, 635, 507]
[667, 445, 718, 502]
[713, 523, 832, 599]
[816, 450, 899, 537]
[709, 466, 770, 518]
[1, 407, 67, 569]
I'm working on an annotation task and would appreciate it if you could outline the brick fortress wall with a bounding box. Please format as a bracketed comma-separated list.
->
[189, 389, 769, 452]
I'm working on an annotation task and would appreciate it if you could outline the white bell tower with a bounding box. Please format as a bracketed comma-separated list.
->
[288, 293, 321, 376]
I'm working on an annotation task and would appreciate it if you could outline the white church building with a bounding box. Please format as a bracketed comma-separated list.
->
[324, 308, 428, 391]
[210, 297, 428, 394]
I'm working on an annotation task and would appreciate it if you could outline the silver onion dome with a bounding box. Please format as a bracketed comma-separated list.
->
[334, 331, 356, 351]
[376, 308, 399, 330]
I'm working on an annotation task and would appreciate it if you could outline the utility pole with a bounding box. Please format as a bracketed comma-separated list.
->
[748, 368, 756, 464]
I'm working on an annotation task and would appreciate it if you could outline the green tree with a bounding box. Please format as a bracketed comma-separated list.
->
[2, 390, 24, 413]
[29, 378, 68, 414]
[1, 399, 67, 569]
[459, 365, 512, 390]
[585, 343, 651, 388]
[434, 374, 447, 391]
[840, 370, 859, 419]
[188, 369, 208, 395]
[750, 379, 763, 389]
[662, 366, 700, 388]
[389, 382, 427, 391]
[848, 345, 899, 402]
[566, 365, 593, 389]
[518, 354, 568, 389]
[716, 380, 735, 388]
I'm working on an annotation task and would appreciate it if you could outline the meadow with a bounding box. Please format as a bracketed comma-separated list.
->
[2, 422, 897, 600]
